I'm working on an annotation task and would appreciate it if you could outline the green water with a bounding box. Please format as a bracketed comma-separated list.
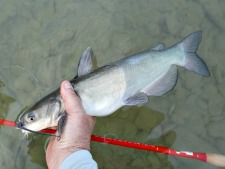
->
[0, 0, 225, 168]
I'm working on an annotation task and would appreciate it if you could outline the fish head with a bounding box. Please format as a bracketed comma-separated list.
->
[17, 95, 64, 133]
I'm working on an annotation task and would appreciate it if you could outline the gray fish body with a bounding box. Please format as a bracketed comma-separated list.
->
[17, 31, 210, 131]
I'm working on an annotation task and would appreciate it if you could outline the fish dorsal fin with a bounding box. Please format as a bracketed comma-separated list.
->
[77, 47, 94, 77]
[142, 66, 178, 96]
[151, 43, 166, 51]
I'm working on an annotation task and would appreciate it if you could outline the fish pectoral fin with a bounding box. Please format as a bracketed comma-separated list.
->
[47, 98, 61, 118]
[151, 43, 166, 51]
[142, 66, 178, 96]
[56, 111, 67, 140]
[77, 47, 94, 77]
[124, 92, 148, 106]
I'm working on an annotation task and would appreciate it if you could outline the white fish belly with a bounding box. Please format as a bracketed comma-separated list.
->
[74, 66, 127, 116]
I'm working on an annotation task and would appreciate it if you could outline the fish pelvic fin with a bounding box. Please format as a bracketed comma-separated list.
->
[178, 31, 210, 76]
[57, 111, 67, 140]
[124, 92, 148, 106]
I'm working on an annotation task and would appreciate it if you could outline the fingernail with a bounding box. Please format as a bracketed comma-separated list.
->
[63, 81, 73, 90]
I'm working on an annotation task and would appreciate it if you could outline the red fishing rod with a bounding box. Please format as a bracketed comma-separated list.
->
[0, 119, 225, 167]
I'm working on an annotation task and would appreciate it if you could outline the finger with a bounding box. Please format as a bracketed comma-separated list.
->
[60, 80, 84, 115]
[89, 116, 96, 128]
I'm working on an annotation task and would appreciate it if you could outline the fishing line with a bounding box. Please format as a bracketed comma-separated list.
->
[15, 134, 27, 169]
[0, 65, 43, 104]
[44, 137, 52, 153]
[15, 121, 56, 137]
[0, 65, 41, 85]
[18, 126, 56, 137]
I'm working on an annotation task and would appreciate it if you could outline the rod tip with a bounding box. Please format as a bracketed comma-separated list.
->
[207, 153, 225, 167]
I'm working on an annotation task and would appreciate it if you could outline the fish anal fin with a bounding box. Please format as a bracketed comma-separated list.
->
[124, 92, 148, 106]
[142, 66, 178, 96]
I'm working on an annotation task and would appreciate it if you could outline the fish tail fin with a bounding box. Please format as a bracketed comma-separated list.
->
[178, 31, 210, 76]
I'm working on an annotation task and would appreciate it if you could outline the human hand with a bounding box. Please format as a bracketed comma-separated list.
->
[46, 80, 96, 169]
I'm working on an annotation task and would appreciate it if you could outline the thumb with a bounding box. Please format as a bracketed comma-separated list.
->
[60, 80, 84, 115]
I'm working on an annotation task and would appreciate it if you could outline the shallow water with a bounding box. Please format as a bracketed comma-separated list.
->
[0, 0, 225, 168]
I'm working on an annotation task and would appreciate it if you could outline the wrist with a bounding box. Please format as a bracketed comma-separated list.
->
[46, 138, 91, 169]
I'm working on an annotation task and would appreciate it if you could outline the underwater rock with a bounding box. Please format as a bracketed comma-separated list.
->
[174, 83, 190, 102]
[197, 98, 208, 111]
[184, 110, 205, 135]
[93, 118, 107, 135]
[170, 105, 189, 125]
[147, 155, 161, 169]
[208, 121, 225, 139]
[208, 94, 224, 117]
[135, 108, 164, 131]
[202, 82, 220, 100]
[146, 22, 160, 37]
[163, 131, 176, 147]
[103, 153, 129, 169]
[182, 72, 203, 90]
[186, 94, 198, 107]
[101, 117, 137, 139]
[116, 108, 130, 119]
[92, 153, 104, 169]
[166, 11, 183, 36]
[215, 138, 225, 152]
[218, 84, 225, 99]
[130, 158, 144, 169]
[123, 121, 137, 139]
[185, 3, 204, 27]
[0, 127, 29, 169]
[106, 118, 124, 136]
[27, 19, 41, 30]
[0, 93, 14, 119]
[92, 142, 113, 168]
[148, 125, 163, 139]
[149, 120, 176, 139]
[200, 0, 225, 31]
[27, 135, 48, 168]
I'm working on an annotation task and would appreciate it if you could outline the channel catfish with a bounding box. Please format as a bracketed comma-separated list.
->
[17, 31, 210, 134]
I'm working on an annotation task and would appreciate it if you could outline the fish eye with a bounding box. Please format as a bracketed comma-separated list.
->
[27, 113, 36, 122]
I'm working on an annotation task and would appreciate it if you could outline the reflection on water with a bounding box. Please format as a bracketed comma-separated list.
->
[0, 0, 225, 169]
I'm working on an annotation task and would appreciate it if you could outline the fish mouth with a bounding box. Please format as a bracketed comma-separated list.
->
[16, 121, 32, 133]
[16, 121, 55, 136]
[16, 121, 23, 129]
